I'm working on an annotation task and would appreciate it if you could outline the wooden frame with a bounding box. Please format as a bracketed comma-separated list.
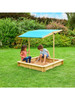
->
[18, 57, 63, 72]
[53, 33, 55, 62]
[42, 30, 62, 38]
[18, 30, 64, 72]
[28, 38, 30, 56]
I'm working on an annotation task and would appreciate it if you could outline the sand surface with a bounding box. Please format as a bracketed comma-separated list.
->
[31, 60, 53, 65]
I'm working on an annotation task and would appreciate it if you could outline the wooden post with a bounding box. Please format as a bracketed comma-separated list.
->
[28, 38, 30, 56]
[53, 33, 55, 62]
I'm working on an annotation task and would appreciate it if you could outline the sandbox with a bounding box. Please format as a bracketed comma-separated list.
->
[18, 29, 64, 72]
[17, 57, 63, 72]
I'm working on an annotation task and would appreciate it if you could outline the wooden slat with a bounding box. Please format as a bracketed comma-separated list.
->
[43, 59, 63, 67]
[18, 61, 43, 67]
[53, 32, 55, 62]
[42, 32, 53, 38]
[28, 38, 30, 56]
[42, 30, 62, 39]
[18, 63, 43, 72]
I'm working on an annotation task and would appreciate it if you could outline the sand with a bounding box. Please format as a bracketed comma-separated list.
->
[31, 60, 53, 65]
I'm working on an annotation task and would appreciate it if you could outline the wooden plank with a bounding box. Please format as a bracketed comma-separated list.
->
[31, 66, 42, 71]
[42, 30, 62, 38]
[45, 65, 53, 70]
[31, 56, 63, 61]
[18, 61, 43, 67]
[61, 60, 64, 64]
[45, 61, 63, 71]
[53, 32, 55, 62]
[43, 59, 63, 67]
[18, 62, 20, 66]
[28, 38, 30, 56]
[18, 62, 43, 72]
[42, 67, 46, 72]
[42, 32, 53, 38]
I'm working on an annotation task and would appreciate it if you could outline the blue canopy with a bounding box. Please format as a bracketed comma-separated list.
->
[19, 29, 62, 38]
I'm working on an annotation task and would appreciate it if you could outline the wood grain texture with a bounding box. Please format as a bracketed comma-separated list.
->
[28, 38, 30, 56]
[42, 30, 62, 38]
[53, 32, 55, 62]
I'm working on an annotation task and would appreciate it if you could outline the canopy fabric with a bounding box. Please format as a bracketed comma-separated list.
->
[19, 29, 62, 38]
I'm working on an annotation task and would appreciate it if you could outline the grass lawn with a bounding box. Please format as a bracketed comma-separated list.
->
[0, 47, 75, 87]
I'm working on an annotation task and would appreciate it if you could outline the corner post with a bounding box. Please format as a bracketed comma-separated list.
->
[53, 33, 55, 62]
[28, 38, 30, 56]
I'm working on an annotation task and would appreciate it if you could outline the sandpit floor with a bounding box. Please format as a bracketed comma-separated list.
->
[31, 60, 53, 65]
[22, 58, 57, 66]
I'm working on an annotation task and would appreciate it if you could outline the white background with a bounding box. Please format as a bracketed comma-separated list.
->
[0, 0, 75, 12]
[0, 0, 75, 100]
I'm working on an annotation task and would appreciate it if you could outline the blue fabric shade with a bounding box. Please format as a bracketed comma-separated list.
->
[19, 29, 62, 38]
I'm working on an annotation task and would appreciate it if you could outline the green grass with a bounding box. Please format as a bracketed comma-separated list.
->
[0, 47, 75, 87]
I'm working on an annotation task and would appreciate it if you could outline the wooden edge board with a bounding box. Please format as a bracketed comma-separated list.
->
[31, 56, 63, 60]
[17, 61, 44, 67]
[53, 30, 62, 34]
[42, 33, 53, 38]
[32, 56, 64, 61]
[43, 59, 63, 67]
[17, 59, 63, 68]
[42, 30, 62, 39]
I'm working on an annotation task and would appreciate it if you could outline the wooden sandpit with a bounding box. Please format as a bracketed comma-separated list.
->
[17, 57, 63, 72]
[18, 29, 64, 72]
